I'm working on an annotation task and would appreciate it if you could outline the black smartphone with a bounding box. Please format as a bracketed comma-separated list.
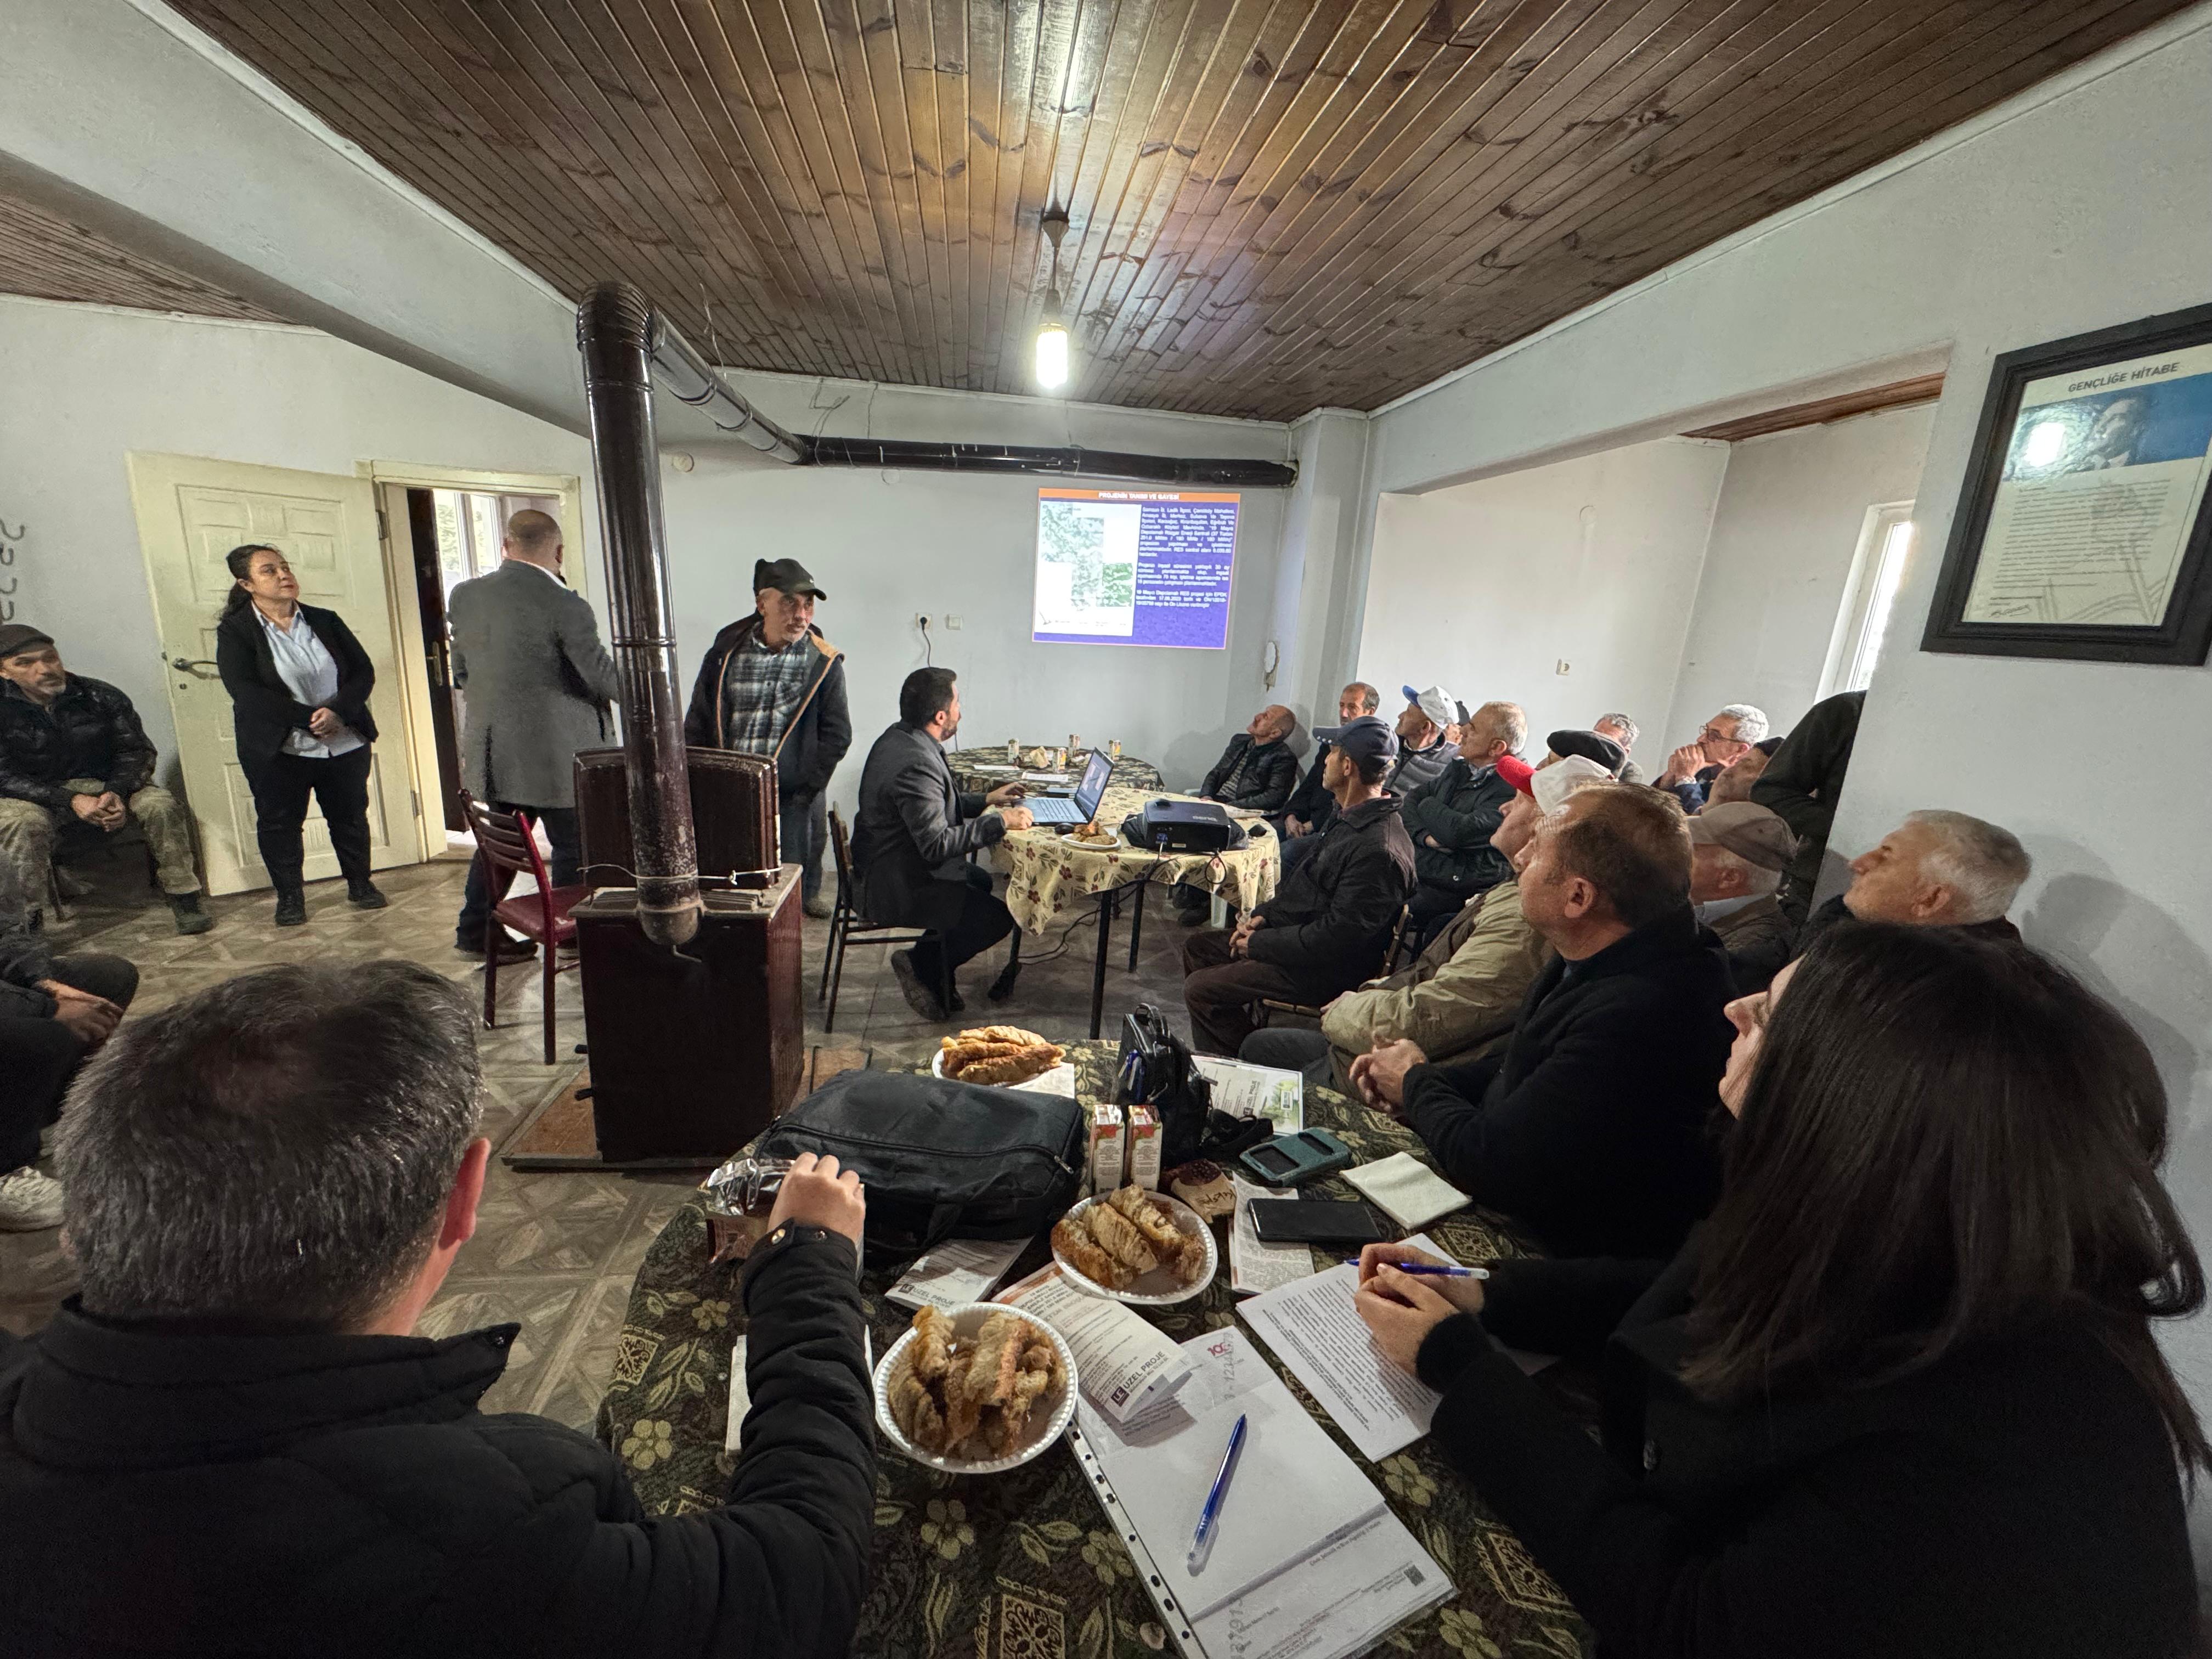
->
[1248, 1200, 1387, 1245]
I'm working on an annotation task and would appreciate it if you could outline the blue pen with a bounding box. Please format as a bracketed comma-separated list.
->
[1394, 1263, 1489, 1280]
[1187, 1413, 1248, 1570]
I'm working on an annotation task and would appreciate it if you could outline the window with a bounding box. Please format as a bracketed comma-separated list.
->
[1819, 501, 1916, 698]
[430, 488, 562, 601]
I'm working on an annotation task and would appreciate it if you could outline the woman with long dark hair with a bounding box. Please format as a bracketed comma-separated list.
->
[1357, 922, 2203, 1656]
[213, 544, 385, 926]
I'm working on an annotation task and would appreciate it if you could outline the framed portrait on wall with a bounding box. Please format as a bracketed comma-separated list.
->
[1922, 298, 2212, 665]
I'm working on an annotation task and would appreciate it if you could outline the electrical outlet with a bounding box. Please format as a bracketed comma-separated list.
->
[1555, 659, 1572, 675]
[944, 614, 963, 630]
[915, 613, 932, 631]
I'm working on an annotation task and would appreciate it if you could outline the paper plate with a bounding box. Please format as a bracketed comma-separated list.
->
[873, 1302, 1078, 1474]
[1051, 1190, 1218, 1306]
[930, 1049, 1075, 1096]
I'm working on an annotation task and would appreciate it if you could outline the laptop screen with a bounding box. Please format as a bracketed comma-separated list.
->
[1074, 748, 1113, 815]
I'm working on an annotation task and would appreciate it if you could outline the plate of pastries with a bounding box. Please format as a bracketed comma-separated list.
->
[1051, 1184, 1217, 1305]
[875, 1302, 1076, 1473]
[932, 1026, 1068, 1090]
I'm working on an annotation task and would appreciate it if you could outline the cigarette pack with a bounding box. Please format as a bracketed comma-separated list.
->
[1087, 1101, 1125, 1194]
[1126, 1104, 1161, 1190]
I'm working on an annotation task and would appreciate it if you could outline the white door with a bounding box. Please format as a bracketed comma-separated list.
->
[128, 453, 421, 895]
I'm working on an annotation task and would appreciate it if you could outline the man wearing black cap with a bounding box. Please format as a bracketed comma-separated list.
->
[685, 560, 851, 919]
[0, 624, 208, 934]
[1541, 727, 1626, 776]
[1180, 715, 1415, 1056]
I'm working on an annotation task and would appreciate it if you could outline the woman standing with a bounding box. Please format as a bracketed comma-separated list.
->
[1356, 923, 2203, 1657]
[215, 544, 385, 926]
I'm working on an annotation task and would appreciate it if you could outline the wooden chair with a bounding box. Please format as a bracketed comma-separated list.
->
[460, 791, 588, 1064]
[1254, 904, 1413, 1030]
[820, 806, 950, 1032]
[43, 819, 162, 923]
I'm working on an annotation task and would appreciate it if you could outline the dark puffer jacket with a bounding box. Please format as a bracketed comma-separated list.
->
[1247, 793, 1416, 984]
[0, 1225, 876, 1659]
[1198, 733, 1298, 813]
[0, 677, 157, 810]
[1400, 758, 1516, 896]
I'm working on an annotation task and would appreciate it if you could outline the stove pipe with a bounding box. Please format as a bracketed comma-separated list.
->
[575, 283, 702, 946]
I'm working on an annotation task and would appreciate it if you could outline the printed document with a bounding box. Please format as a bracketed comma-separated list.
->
[1193, 1056, 1304, 1132]
[886, 1237, 1030, 1312]
[1227, 1175, 1317, 1296]
[1193, 1508, 1449, 1659]
[1236, 1237, 1451, 1462]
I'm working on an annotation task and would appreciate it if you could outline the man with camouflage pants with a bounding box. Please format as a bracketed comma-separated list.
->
[0, 624, 210, 935]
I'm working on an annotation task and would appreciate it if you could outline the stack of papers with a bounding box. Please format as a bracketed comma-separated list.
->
[1074, 1328, 1448, 1658]
[1192, 1055, 1304, 1132]
[1344, 1153, 1470, 1231]
[1237, 1235, 1449, 1461]
[886, 1237, 1031, 1312]
[1227, 1175, 1316, 1296]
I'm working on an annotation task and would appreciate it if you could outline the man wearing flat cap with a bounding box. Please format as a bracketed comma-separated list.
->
[1686, 800, 1797, 994]
[0, 623, 207, 934]
[685, 558, 851, 919]
[1180, 715, 1415, 1056]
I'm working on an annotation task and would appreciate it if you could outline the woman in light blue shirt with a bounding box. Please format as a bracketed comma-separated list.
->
[213, 544, 383, 927]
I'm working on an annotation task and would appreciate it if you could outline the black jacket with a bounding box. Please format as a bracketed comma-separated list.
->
[215, 602, 379, 766]
[1401, 758, 1515, 895]
[1415, 1238, 2198, 1658]
[0, 1225, 877, 1659]
[1386, 735, 1454, 798]
[1752, 690, 1863, 913]
[1403, 907, 1731, 1257]
[1198, 733, 1297, 812]
[1279, 743, 1335, 832]
[1248, 793, 1415, 985]
[684, 616, 851, 802]
[850, 721, 1006, 923]
[0, 676, 157, 809]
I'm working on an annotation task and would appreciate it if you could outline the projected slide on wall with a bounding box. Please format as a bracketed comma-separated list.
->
[1032, 487, 1239, 648]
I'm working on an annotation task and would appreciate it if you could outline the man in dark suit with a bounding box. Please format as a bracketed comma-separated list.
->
[447, 511, 620, 961]
[1350, 783, 1733, 1259]
[0, 961, 876, 1658]
[851, 668, 1031, 1020]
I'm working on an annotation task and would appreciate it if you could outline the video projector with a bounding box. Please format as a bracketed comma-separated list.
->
[1133, 798, 1239, 854]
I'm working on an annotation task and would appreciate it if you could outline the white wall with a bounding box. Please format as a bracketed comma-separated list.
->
[1352, 4, 2212, 1571]
[1663, 400, 1939, 749]
[662, 372, 1296, 808]
[1357, 438, 1728, 752]
[0, 298, 599, 777]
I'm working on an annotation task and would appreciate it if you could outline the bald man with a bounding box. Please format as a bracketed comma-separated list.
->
[1175, 704, 1299, 924]
[447, 510, 620, 961]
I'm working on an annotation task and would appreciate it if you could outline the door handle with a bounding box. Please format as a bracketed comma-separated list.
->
[171, 657, 221, 679]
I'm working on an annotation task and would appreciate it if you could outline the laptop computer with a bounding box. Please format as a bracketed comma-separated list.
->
[1026, 748, 1113, 827]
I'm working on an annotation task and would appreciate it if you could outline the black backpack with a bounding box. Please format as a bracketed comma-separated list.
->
[755, 1069, 1085, 1266]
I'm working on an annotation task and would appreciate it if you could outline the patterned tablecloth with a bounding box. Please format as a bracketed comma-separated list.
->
[947, 748, 1167, 797]
[595, 1043, 1594, 1659]
[992, 787, 1281, 938]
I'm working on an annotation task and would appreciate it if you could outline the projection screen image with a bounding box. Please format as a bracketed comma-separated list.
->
[1032, 487, 1239, 648]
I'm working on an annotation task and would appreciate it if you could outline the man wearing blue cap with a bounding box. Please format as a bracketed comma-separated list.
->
[1180, 715, 1416, 1056]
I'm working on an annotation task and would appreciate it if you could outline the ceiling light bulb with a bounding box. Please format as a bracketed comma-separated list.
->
[1035, 319, 1070, 389]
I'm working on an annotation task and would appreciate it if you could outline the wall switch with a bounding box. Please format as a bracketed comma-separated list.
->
[1555, 659, 1572, 675]
[943, 614, 963, 629]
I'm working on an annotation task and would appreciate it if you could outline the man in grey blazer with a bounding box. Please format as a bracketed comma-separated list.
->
[448, 510, 619, 960]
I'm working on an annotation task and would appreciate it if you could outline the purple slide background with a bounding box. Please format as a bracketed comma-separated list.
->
[1035, 498, 1239, 648]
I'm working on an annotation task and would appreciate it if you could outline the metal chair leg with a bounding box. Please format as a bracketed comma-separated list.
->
[1127, 883, 1145, 970]
[540, 941, 557, 1065]
[824, 917, 848, 1033]
[818, 902, 840, 1000]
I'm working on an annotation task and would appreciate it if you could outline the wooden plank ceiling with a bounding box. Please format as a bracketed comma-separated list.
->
[0, 191, 285, 324]
[96, 2, 2200, 416]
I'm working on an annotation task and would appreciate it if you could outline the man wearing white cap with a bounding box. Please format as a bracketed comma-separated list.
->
[1387, 685, 1458, 798]
[1686, 800, 1797, 995]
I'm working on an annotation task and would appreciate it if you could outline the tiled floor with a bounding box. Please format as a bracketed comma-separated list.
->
[1, 850, 1199, 1430]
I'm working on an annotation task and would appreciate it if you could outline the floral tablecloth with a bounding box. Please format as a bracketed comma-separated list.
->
[992, 787, 1281, 937]
[947, 748, 1167, 797]
[595, 1043, 1594, 1659]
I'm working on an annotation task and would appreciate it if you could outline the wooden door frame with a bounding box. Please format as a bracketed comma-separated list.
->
[360, 462, 589, 856]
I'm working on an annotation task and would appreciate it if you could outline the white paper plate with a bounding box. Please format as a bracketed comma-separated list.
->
[1051, 1190, 1218, 1306]
[931, 1048, 1075, 1096]
[873, 1302, 1078, 1474]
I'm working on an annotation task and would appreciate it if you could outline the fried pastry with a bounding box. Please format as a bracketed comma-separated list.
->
[1085, 1201, 1160, 1277]
[1053, 1216, 1127, 1289]
[888, 1308, 1064, 1462]
[956, 1046, 1063, 1086]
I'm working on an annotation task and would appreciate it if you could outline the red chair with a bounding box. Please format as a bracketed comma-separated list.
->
[460, 791, 588, 1064]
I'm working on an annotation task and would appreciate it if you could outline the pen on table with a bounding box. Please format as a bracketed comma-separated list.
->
[1188, 1412, 1248, 1570]
[1393, 1263, 1489, 1279]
